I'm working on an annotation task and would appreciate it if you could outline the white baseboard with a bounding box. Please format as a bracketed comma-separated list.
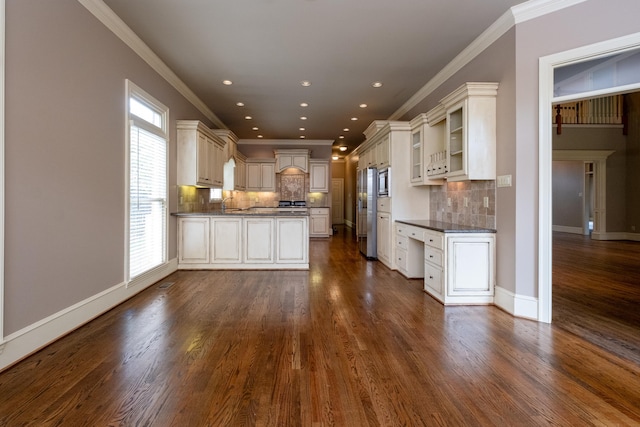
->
[344, 220, 355, 228]
[552, 225, 583, 234]
[591, 231, 640, 241]
[0, 259, 178, 372]
[494, 286, 539, 320]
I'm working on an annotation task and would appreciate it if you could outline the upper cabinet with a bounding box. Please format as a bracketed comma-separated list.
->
[177, 120, 225, 188]
[246, 159, 276, 192]
[410, 112, 445, 186]
[422, 82, 498, 182]
[309, 159, 329, 193]
[275, 149, 309, 173]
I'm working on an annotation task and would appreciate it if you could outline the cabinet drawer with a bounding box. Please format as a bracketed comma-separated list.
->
[395, 234, 408, 249]
[310, 207, 329, 215]
[424, 263, 443, 295]
[397, 224, 424, 242]
[395, 247, 408, 271]
[424, 230, 443, 250]
[425, 246, 443, 267]
[377, 197, 391, 213]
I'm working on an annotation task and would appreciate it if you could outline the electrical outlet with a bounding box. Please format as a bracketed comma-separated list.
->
[463, 197, 469, 208]
[483, 197, 489, 208]
[447, 198, 451, 207]
[497, 175, 512, 187]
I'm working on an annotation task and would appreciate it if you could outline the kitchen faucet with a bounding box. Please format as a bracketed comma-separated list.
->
[221, 196, 232, 210]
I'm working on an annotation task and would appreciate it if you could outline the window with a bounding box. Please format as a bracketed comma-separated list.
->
[126, 81, 168, 283]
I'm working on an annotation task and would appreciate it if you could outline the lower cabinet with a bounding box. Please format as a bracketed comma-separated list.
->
[178, 217, 210, 264]
[177, 215, 309, 269]
[377, 212, 391, 268]
[211, 217, 242, 264]
[395, 222, 495, 304]
[309, 207, 330, 237]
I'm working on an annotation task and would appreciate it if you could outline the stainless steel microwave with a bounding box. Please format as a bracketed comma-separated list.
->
[378, 167, 390, 197]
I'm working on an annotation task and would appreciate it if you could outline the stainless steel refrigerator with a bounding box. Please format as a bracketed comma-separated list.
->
[357, 167, 378, 259]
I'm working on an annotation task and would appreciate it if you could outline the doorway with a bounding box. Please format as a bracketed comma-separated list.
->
[331, 178, 344, 225]
[539, 34, 640, 323]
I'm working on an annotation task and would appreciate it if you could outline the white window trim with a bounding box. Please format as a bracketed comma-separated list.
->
[125, 79, 169, 287]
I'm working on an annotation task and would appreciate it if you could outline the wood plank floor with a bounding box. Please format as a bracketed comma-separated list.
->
[553, 231, 640, 365]
[1, 227, 639, 426]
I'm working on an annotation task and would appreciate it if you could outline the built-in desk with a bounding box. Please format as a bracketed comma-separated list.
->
[395, 220, 496, 305]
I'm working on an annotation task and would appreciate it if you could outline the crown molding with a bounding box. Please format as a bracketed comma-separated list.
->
[389, 0, 588, 121]
[237, 139, 334, 146]
[77, 0, 227, 130]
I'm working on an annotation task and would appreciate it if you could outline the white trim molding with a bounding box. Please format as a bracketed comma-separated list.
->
[494, 286, 539, 321]
[390, 0, 587, 121]
[539, 32, 640, 324]
[77, 0, 226, 130]
[0, 259, 177, 372]
[0, 0, 5, 344]
[237, 139, 334, 147]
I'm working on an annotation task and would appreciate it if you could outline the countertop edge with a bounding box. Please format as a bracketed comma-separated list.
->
[172, 211, 309, 217]
[396, 219, 496, 233]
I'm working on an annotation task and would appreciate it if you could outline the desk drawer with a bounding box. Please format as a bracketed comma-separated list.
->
[395, 234, 409, 249]
[397, 224, 424, 242]
[424, 230, 443, 250]
[425, 246, 443, 267]
[424, 263, 443, 295]
[395, 247, 408, 271]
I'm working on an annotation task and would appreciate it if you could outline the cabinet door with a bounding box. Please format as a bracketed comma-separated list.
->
[244, 218, 274, 263]
[276, 217, 308, 263]
[211, 217, 242, 263]
[377, 213, 391, 265]
[377, 136, 390, 168]
[197, 134, 211, 185]
[261, 163, 276, 191]
[446, 102, 466, 179]
[178, 217, 210, 264]
[410, 128, 422, 183]
[235, 158, 246, 191]
[309, 161, 329, 193]
[246, 163, 261, 190]
[310, 208, 330, 236]
[212, 142, 224, 187]
[447, 236, 494, 296]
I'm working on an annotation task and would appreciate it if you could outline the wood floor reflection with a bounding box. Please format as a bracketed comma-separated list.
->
[0, 226, 639, 425]
[553, 231, 640, 365]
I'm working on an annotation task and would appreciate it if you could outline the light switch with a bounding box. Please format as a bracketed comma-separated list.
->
[497, 175, 512, 187]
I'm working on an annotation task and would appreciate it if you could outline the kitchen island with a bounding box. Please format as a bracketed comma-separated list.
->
[395, 219, 496, 305]
[174, 210, 309, 270]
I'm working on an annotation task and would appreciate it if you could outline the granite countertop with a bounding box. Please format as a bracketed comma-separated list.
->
[172, 209, 309, 217]
[396, 219, 496, 233]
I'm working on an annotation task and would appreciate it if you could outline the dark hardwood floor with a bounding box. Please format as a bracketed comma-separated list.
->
[1, 227, 639, 425]
[553, 231, 640, 365]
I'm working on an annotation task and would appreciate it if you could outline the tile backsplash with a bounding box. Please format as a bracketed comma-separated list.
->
[429, 180, 496, 229]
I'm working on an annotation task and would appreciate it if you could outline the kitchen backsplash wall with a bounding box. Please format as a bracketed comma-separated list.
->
[176, 170, 329, 212]
[429, 180, 496, 229]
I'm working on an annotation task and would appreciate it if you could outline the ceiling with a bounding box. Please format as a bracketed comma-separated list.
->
[103, 0, 528, 157]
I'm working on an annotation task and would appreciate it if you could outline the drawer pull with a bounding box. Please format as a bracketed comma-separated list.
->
[429, 239, 434, 242]
[411, 233, 416, 236]
[429, 255, 433, 258]
[429, 275, 434, 279]
[398, 242, 403, 245]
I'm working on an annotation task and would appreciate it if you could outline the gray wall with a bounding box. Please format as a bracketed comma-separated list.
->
[4, 0, 212, 334]
[552, 161, 584, 229]
[626, 92, 640, 231]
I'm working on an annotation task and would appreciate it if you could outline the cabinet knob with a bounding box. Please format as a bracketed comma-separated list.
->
[429, 255, 433, 258]
[429, 239, 434, 242]
[429, 276, 434, 279]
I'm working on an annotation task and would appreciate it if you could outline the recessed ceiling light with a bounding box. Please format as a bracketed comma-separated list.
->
[300, 135, 306, 139]
[351, 117, 358, 121]
[244, 116, 252, 120]
[252, 127, 259, 131]
[339, 135, 345, 139]
[257, 135, 263, 138]
[300, 102, 309, 107]
[332, 155, 339, 160]
[236, 102, 245, 107]
[301, 80, 312, 87]
[300, 116, 307, 120]
[372, 81, 383, 88]
[299, 127, 305, 131]
[343, 128, 350, 132]
[339, 146, 348, 151]
[359, 103, 368, 108]
[223, 80, 233, 85]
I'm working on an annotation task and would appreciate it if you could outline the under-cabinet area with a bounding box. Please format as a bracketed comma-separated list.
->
[395, 220, 495, 305]
[176, 213, 309, 269]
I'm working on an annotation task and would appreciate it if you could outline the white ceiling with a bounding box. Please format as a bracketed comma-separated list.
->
[103, 0, 528, 156]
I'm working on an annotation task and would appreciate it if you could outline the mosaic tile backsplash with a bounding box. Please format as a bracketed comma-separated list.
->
[429, 180, 496, 229]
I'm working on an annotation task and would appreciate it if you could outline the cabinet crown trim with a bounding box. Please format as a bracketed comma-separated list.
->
[440, 82, 499, 109]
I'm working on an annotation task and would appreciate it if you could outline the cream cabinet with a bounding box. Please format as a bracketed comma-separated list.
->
[423, 82, 498, 182]
[244, 218, 275, 263]
[395, 223, 425, 278]
[376, 134, 390, 168]
[177, 120, 225, 188]
[309, 207, 330, 237]
[246, 159, 276, 192]
[377, 212, 391, 267]
[309, 160, 329, 193]
[234, 153, 247, 191]
[211, 217, 242, 264]
[276, 217, 309, 264]
[410, 113, 445, 185]
[177, 217, 210, 264]
[275, 149, 309, 172]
